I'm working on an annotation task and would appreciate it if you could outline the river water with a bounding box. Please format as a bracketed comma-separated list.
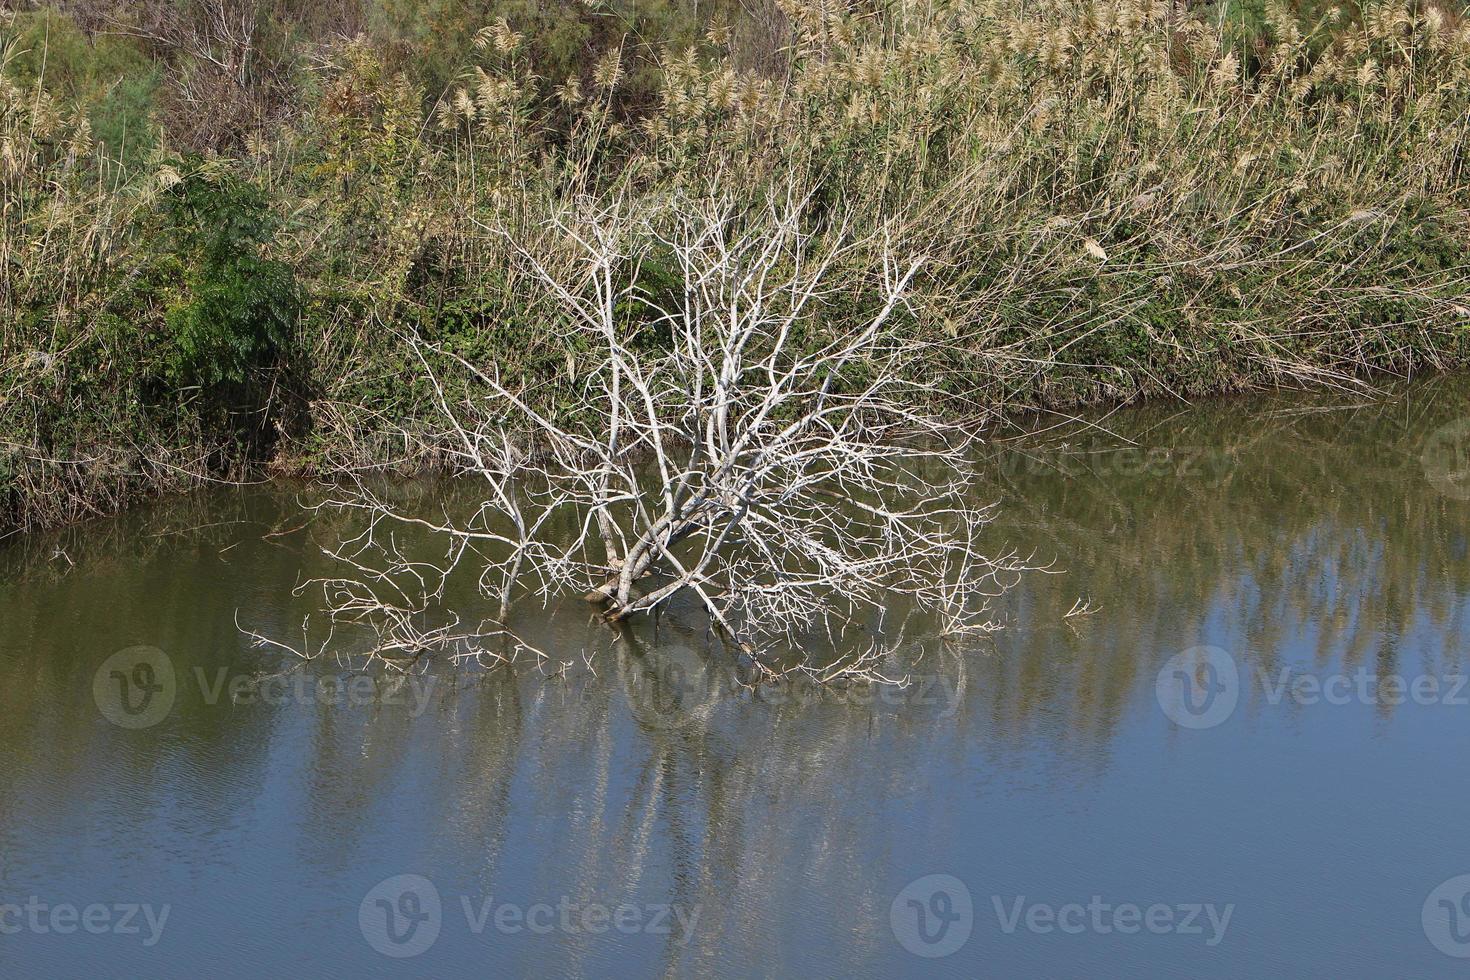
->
[2, 375, 1468, 977]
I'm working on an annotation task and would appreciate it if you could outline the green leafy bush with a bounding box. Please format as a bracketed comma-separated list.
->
[160, 161, 298, 393]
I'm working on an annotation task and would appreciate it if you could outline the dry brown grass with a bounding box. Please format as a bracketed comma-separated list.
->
[3, 0, 1470, 534]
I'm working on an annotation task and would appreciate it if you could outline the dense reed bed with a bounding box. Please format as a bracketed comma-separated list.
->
[3, 0, 1469, 534]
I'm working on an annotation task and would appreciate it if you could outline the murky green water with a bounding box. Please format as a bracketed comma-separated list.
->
[2, 375, 1469, 978]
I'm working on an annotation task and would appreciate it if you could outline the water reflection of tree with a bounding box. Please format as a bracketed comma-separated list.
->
[391, 638, 979, 976]
[1, 377, 1467, 972]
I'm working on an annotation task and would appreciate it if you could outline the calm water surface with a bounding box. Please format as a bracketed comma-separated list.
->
[2, 376, 1469, 977]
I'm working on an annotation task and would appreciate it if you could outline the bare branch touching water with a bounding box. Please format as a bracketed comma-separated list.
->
[285, 198, 1030, 678]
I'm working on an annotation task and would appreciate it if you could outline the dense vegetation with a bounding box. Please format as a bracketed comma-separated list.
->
[3, 0, 1469, 535]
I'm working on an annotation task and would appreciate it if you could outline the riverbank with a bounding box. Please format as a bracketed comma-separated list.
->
[5, 0, 1470, 537]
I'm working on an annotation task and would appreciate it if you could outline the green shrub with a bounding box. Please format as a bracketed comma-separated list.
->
[5, 8, 161, 165]
[159, 161, 298, 394]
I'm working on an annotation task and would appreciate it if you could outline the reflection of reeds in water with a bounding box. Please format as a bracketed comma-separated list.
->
[0, 377, 1467, 970]
[0, 517, 980, 971]
[979, 372, 1470, 738]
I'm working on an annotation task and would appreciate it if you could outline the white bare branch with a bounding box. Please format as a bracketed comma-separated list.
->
[285, 196, 1030, 680]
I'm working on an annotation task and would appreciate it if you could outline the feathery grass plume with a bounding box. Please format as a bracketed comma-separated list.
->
[593, 50, 624, 90]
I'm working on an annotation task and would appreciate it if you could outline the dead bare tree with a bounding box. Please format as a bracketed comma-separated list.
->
[286, 196, 1027, 680]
